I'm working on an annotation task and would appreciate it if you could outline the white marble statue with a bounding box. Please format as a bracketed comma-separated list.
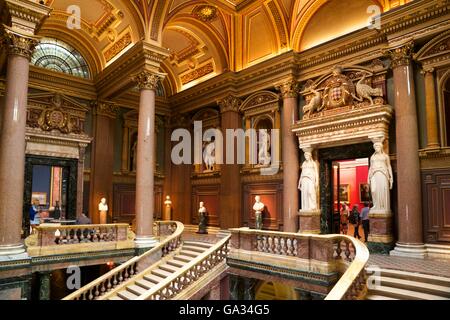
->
[203, 140, 216, 171]
[253, 196, 264, 230]
[199, 201, 207, 214]
[98, 198, 108, 224]
[298, 150, 319, 211]
[368, 142, 393, 212]
[258, 130, 271, 166]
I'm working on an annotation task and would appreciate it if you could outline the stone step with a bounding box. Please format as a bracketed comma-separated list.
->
[108, 295, 123, 300]
[366, 267, 450, 287]
[135, 278, 157, 290]
[117, 290, 139, 300]
[365, 294, 398, 300]
[127, 284, 148, 296]
[377, 276, 450, 298]
[182, 245, 206, 253]
[159, 263, 180, 273]
[144, 273, 166, 284]
[174, 255, 195, 263]
[180, 250, 201, 258]
[369, 285, 449, 300]
[184, 241, 213, 249]
[151, 268, 173, 278]
[167, 260, 185, 268]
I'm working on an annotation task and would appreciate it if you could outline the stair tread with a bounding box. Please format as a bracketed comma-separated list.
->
[159, 263, 180, 272]
[108, 296, 123, 300]
[182, 245, 206, 253]
[127, 284, 148, 295]
[365, 294, 398, 300]
[144, 274, 166, 284]
[366, 267, 450, 284]
[378, 276, 450, 294]
[135, 279, 156, 289]
[183, 241, 213, 248]
[167, 260, 185, 268]
[180, 250, 202, 257]
[152, 268, 173, 278]
[370, 285, 449, 300]
[174, 255, 195, 262]
[117, 290, 139, 300]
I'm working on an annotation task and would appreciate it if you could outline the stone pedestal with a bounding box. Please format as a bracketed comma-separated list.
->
[368, 211, 394, 253]
[38, 271, 51, 301]
[298, 210, 321, 234]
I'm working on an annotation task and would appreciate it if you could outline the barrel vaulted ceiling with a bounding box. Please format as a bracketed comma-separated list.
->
[38, 0, 412, 96]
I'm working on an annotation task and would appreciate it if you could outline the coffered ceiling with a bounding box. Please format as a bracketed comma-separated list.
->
[34, 0, 412, 96]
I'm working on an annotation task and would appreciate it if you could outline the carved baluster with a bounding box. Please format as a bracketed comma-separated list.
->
[336, 240, 342, 259]
[293, 238, 298, 256]
[345, 241, 351, 261]
[88, 289, 94, 300]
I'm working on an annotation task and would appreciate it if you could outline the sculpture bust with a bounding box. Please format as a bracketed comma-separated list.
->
[253, 196, 264, 230]
[197, 202, 208, 234]
[368, 142, 393, 213]
[98, 198, 108, 224]
[298, 149, 319, 211]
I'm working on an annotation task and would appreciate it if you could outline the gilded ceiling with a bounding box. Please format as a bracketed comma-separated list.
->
[36, 0, 412, 95]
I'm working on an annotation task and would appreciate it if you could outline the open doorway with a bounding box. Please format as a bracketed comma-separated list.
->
[331, 158, 370, 238]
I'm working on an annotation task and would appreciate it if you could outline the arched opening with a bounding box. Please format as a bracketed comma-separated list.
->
[31, 38, 90, 79]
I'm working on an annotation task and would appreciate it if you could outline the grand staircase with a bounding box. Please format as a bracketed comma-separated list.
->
[106, 241, 215, 300]
[365, 267, 450, 300]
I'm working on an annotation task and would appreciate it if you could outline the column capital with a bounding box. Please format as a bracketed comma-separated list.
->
[92, 100, 119, 119]
[132, 71, 165, 91]
[275, 79, 299, 99]
[385, 41, 415, 69]
[420, 66, 435, 75]
[1, 27, 39, 60]
[218, 94, 242, 114]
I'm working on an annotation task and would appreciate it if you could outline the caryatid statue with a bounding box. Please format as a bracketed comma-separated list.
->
[298, 148, 319, 211]
[368, 141, 393, 213]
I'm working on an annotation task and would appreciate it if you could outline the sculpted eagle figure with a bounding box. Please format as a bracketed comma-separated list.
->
[303, 87, 322, 116]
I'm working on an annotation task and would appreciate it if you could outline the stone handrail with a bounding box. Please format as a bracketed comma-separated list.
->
[229, 228, 369, 300]
[25, 223, 135, 256]
[101, 234, 231, 300]
[62, 221, 184, 300]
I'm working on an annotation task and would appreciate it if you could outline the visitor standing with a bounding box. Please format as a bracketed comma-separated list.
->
[360, 202, 370, 242]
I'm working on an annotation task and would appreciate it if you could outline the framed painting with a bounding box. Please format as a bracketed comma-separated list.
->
[339, 184, 350, 203]
[359, 183, 371, 202]
[32, 192, 47, 205]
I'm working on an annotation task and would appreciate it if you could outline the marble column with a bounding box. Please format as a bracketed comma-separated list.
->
[388, 42, 426, 258]
[76, 145, 87, 219]
[0, 30, 39, 255]
[133, 71, 165, 247]
[422, 67, 440, 149]
[89, 102, 117, 224]
[38, 271, 51, 301]
[277, 80, 300, 233]
[218, 95, 243, 229]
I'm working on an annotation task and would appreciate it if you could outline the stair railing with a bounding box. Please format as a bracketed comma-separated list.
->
[100, 234, 231, 300]
[63, 221, 184, 300]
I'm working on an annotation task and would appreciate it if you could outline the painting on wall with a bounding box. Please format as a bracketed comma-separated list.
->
[32, 192, 47, 205]
[359, 183, 371, 202]
[339, 184, 350, 203]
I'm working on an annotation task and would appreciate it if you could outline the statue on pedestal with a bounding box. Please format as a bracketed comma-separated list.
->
[253, 196, 265, 230]
[368, 141, 393, 213]
[164, 196, 172, 221]
[197, 202, 208, 234]
[299, 149, 319, 211]
[98, 198, 108, 224]
[203, 140, 216, 172]
[258, 130, 271, 166]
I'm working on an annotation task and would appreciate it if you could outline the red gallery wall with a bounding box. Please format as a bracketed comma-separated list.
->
[338, 160, 369, 208]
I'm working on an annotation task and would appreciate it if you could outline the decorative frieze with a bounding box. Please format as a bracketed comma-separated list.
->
[104, 31, 132, 63]
[92, 100, 119, 119]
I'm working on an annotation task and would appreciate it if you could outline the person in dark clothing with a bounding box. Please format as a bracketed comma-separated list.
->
[360, 202, 370, 242]
[350, 204, 361, 239]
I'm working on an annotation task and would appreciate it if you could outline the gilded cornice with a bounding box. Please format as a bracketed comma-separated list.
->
[218, 94, 242, 114]
[2, 0, 52, 35]
[384, 41, 415, 69]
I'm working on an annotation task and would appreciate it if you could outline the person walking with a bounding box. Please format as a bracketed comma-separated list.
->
[360, 202, 370, 242]
[350, 204, 361, 239]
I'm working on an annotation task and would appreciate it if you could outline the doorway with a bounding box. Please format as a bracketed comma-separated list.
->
[23, 156, 78, 237]
[318, 143, 373, 234]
